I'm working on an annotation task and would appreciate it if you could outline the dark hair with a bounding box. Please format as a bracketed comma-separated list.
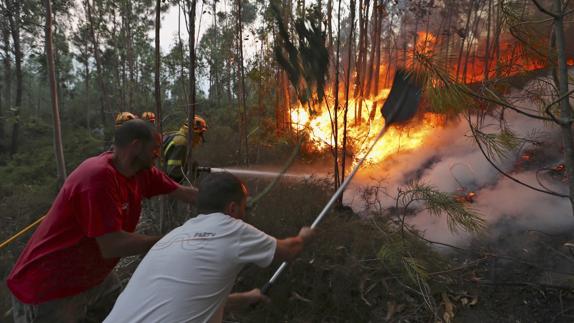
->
[113, 119, 157, 148]
[197, 172, 247, 214]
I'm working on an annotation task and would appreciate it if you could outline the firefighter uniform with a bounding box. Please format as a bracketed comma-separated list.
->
[163, 116, 207, 182]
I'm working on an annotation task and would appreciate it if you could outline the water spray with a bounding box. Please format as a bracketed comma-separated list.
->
[196, 166, 313, 180]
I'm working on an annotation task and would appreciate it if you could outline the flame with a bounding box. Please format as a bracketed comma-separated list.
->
[291, 89, 444, 165]
[288, 30, 548, 166]
[416, 31, 437, 56]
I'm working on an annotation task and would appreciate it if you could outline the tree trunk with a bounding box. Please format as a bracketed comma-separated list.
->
[483, 0, 492, 81]
[341, 0, 356, 197]
[369, 4, 383, 121]
[363, 1, 378, 98]
[327, 0, 333, 48]
[353, 0, 369, 125]
[456, 0, 473, 82]
[186, 0, 197, 181]
[45, 0, 67, 183]
[550, 0, 574, 215]
[236, 0, 249, 165]
[1, 23, 10, 141]
[84, 42, 90, 130]
[332, 0, 342, 192]
[155, 0, 162, 141]
[7, 0, 22, 156]
[85, 0, 107, 129]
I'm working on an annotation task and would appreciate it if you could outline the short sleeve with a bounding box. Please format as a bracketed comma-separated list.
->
[140, 167, 179, 198]
[237, 223, 277, 268]
[75, 188, 124, 238]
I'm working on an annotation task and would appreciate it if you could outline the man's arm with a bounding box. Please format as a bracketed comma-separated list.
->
[225, 289, 269, 311]
[274, 227, 313, 262]
[168, 184, 198, 204]
[96, 231, 160, 259]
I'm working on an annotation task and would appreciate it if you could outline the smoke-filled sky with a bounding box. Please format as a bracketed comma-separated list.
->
[343, 78, 574, 247]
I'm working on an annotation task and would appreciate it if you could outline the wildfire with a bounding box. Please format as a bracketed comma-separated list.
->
[290, 89, 444, 165]
[288, 29, 549, 166]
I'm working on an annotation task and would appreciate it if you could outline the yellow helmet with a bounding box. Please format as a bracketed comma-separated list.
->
[141, 111, 156, 124]
[179, 115, 207, 145]
[192, 116, 207, 134]
[115, 112, 137, 128]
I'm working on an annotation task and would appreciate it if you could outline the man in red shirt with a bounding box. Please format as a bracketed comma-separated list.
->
[6, 119, 198, 322]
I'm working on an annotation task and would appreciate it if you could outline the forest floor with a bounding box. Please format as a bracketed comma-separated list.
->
[1, 117, 574, 322]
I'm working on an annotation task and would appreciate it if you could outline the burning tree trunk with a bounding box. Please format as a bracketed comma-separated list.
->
[353, 0, 369, 125]
[341, 0, 356, 188]
[45, 0, 67, 183]
[332, 0, 343, 191]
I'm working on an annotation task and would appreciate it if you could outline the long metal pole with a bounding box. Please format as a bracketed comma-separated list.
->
[265, 123, 390, 289]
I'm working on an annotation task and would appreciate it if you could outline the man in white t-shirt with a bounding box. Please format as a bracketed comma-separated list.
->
[104, 172, 313, 323]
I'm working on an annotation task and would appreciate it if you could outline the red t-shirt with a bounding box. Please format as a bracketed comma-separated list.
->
[6, 152, 179, 304]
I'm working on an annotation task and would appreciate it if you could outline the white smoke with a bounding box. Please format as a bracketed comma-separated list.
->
[343, 80, 573, 247]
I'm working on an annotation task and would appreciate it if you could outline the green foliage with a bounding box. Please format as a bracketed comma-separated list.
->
[400, 181, 485, 233]
[473, 127, 521, 161]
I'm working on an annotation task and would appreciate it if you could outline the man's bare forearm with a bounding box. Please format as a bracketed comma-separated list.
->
[169, 184, 198, 204]
[96, 231, 161, 259]
[225, 289, 266, 311]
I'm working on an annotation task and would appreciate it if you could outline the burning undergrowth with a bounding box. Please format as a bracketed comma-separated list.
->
[340, 76, 573, 248]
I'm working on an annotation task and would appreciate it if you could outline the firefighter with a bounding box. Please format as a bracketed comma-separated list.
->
[163, 115, 208, 183]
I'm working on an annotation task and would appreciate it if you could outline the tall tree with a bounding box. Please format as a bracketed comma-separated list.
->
[6, 0, 22, 155]
[341, 0, 356, 190]
[186, 0, 197, 182]
[84, 0, 107, 129]
[236, 0, 249, 165]
[45, 0, 67, 183]
[0, 15, 10, 141]
[542, 0, 574, 215]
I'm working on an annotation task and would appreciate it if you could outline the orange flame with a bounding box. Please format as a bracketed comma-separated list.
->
[288, 30, 547, 166]
[291, 89, 444, 165]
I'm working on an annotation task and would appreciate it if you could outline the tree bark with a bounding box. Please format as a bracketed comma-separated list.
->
[333, 0, 342, 192]
[341, 0, 356, 195]
[186, 0, 197, 181]
[155, 0, 162, 140]
[7, 0, 22, 156]
[45, 0, 67, 183]
[236, 0, 249, 165]
[1, 22, 10, 141]
[483, 0, 492, 81]
[549, 0, 574, 215]
[456, 0, 474, 82]
[85, 0, 107, 129]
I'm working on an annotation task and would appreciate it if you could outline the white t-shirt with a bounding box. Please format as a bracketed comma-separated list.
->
[104, 213, 277, 323]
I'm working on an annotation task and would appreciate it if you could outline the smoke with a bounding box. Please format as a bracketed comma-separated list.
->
[343, 83, 573, 247]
